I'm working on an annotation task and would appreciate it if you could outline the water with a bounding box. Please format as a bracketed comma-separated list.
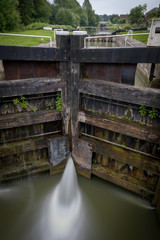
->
[0, 157, 160, 240]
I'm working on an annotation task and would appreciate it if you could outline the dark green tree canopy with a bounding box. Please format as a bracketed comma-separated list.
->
[129, 4, 147, 24]
[0, 0, 21, 32]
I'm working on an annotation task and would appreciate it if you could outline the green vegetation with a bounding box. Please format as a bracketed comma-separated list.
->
[0, 29, 55, 46]
[13, 96, 28, 109]
[32, 108, 39, 112]
[139, 105, 147, 117]
[149, 108, 159, 119]
[46, 100, 54, 110]
[132, 30, 149, 44]
[55, 92, 62, 111]
[0, 0, 99, 33]
[93, 159, 97, 164]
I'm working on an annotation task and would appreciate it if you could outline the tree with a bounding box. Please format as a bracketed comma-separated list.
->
[129, 4, 147, 25]
[82, 0, 98, 26]
[0, 0, 21, 32]
[55, 8, 79, 27]
[80, 12, 88, 26]
[18, 0, 35, 26]
[33, 0, 52, 23]
[82, 0, 92, 9]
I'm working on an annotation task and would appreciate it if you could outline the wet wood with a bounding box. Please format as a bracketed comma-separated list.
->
[0, 133, 61, 157]
[79, 79, 160, 108]
[92, 164, 154, 201]
[3, 61, 59, 80]
[0, 110, 62, 130]
[71, 63, 80, 137]
[81, 135, 160, 176]
[0, 45, 69, 61]
[72, 47, 160, 63]
[0, 161, 50, 182]
[0, 77, 63, 98]
[152, 177, 160, 205]
[72, 137, 92, 177]
[78, 111, 160, 144]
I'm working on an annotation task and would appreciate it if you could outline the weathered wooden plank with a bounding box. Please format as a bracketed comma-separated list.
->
[81, 63, 136, 85]
[0, 110, 62, 130]
[0, 133, 60, 157]
[60, 62, 71, 135]
[152, 177, 160, 205]
[72, 47, 160, 63]
[72, 137, 92, 176]
[0, 161, 50, 182]
[78, 111, 160, 144]
[0, 77, 63, 97]
[92, 164, 154, 200]
[81, 135, 160, 176]
[71, 62, 80, 137]
[0, 45, 69, 61]
[79, 79, 160, 108]
[3, 61, 59, 80]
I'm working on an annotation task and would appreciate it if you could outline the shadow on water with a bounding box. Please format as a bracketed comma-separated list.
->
[0, 156, 160, 240]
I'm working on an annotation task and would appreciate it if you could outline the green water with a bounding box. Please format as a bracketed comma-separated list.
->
[0, 174, 160, 240]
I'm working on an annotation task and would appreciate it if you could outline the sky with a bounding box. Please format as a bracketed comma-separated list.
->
[76, 0, 160, 15]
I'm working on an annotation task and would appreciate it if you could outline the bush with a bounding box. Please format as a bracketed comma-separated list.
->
[122, 24, 132, 30]
[25, 22, 73, 30]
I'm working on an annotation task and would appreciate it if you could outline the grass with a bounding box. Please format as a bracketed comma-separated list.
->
[0, 29, 55, 46]
[131, 30, 149, 44]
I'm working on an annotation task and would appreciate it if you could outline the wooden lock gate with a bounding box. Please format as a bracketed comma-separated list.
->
[0, 34, 160, 216]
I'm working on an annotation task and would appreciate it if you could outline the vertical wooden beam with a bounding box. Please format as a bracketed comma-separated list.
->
[70, 33, 87, 137]
[56, 34, 71, 135]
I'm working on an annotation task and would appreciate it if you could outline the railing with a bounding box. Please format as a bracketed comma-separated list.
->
[84, 33, 149, 48]
[0, 33, 53, 47]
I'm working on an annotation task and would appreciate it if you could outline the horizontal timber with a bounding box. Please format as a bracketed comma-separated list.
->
[72, 47, 160, 63]
[81, 135, 160, 176]
[0, 77, 63, 97]
[78, 111, 160, 144]
[0, 110, 62, 130]
[0, 45, 69, 61]
[0, 133, 61, 157]
[92, 164, 154, 200]
[79, 80, 160, 109]
[0, 161, 50, 182]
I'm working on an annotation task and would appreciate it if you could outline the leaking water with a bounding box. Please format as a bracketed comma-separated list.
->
[0, 156, 160, 240]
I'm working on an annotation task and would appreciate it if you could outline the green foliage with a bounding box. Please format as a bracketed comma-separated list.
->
[46, 101, 54, 110]
[140, 121, 145, 126]
[13, 98, 19, 104]
[19, 96, 29, 109]
[93, 159, 97, 164]
[129, 4, 147, 25]
[157, 146, 160, 151]
[18, 0, 35, 26]
[4, 104, 8, 109]
[139, 105, 147, 117]
[148, 108, 159, 119]
[55, 92, 62, 111]
[117, 137, 121, 143]
[55, 8, 80, 27]
[0, 0, 21, 32]
[32, 108, 38, 112]
[13, 96, 28, 109]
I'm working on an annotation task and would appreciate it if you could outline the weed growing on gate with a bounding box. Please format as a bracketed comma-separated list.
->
[13, 96, 28, 109]
[55, 92, 62, 111]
